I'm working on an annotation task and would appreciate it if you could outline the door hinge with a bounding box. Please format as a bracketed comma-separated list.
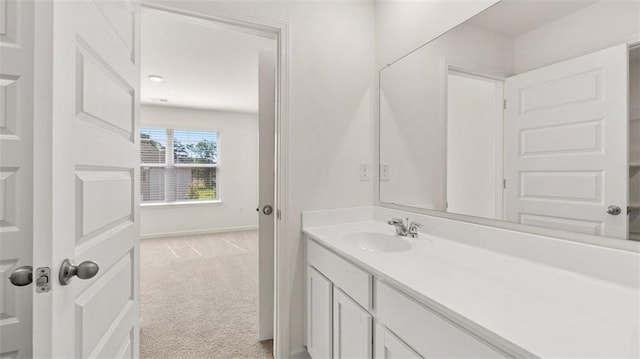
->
[503, 179, 506, 189]
[277, 209, 281, 220]
[35, 267, 51, 293]
[503, 99, 507, 110]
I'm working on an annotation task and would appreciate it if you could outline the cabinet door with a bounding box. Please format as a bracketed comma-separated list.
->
[333, 288, 372, 359]
[374, 325, 422, 359]
[307, 266, 333, 359]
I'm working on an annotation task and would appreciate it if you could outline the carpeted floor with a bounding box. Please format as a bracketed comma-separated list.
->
[140, 231, 273, 359]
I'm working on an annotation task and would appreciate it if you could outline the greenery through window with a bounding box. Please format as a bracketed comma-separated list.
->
[140, 128, 219, 203]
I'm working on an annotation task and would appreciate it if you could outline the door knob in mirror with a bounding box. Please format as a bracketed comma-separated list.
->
[606, 205, 622, 216]
[59, 259, 99, 285]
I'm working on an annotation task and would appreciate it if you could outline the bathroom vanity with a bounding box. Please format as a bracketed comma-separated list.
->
[302, 207, 640, 359]
[302, 2, 640, 358]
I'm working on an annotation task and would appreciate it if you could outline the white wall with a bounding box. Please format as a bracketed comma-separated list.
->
[139, 105, 259, 237]
[513, 0, 640, 73]
[143, 1, 376, 355]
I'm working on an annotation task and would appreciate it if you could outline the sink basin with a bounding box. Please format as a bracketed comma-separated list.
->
[343, 232, 411, 252]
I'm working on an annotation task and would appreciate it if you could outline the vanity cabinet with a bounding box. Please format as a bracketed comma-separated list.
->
[305, 273, 373, 359]
[305, 237, 508, 359]
[306, 240, 373, 359]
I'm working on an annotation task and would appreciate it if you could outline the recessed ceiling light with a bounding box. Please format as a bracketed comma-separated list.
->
[148, 75, 164, 82]
[159, 98, 168, 102]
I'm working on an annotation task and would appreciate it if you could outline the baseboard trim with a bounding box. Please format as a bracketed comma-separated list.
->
[140, 226, 258, 239]
[289, 348, 310, 359]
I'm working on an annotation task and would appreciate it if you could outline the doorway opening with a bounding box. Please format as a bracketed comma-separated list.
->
[446, 69, 504, 220]
[138, 8, 277, 358]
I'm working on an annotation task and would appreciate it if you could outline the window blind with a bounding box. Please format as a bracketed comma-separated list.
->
[140, 128, 167, 164]
[173, 129, 218, 164]
[140, 128, 219, 203]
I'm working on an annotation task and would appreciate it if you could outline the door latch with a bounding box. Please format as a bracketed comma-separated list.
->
[35, 267, 51, 293]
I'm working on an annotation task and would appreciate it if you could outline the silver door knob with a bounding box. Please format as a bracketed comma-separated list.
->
[262, 205, 273, 215]
[9, 265, 33, 286]
[606, 205, 622, 215]
[59, 259, 99, 285]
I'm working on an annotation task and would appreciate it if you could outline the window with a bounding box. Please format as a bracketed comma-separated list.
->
[140, 128, 219, 204]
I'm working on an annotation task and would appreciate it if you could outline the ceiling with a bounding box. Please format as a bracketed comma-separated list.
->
[467, 0, 599, 37]
[141, 10, 276, 113]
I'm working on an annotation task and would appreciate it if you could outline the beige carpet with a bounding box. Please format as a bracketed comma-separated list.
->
[140, 231, 273, 359]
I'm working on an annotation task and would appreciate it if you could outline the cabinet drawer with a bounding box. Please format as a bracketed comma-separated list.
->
[376, 281, 505, 358]
[307, 238, 372, 309]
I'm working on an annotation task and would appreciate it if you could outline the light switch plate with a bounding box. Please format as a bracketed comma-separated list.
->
[380, 163, 390, 181]
[360, 163, 370, 181]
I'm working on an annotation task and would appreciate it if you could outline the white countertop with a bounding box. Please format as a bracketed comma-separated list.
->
[303, 220, 640, 358]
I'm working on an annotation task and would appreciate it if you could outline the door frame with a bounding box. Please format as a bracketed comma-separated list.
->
[629, 39, 640, 241]
[30, 1, 290, 357]
[439, 59, 507, 219]
[137, 3, 291, 356]
[445, 69, 505, 220]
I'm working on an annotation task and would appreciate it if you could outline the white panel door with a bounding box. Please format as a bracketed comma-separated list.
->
[0, 0, 34, 357]
[307, 266, 333, 359]
[32, 0, 141, 357]
[374, 325, 421, 359]
[333, 288, 372, 359]
[258, 50, 276, 341]
[504, 44, 628, 239]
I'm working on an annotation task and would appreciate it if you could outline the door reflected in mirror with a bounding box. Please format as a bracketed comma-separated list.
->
[378, 0, 640, 241]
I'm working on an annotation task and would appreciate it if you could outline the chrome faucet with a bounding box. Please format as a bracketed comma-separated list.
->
[387, 218, 422, 238]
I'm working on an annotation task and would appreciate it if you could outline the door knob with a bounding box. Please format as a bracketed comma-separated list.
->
[262, 205, 273, 215]
[8, 265, 33, 286]
[59, 259, 99, 285]
[606, 205, 622, 216]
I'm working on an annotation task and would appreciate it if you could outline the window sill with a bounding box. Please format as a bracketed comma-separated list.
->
[140, 200, 222, 207]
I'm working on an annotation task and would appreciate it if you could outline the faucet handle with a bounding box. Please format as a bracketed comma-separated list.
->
[408, 222, 422, 238]
[387, 218, 403, 225]
[408, 222, 422, 231]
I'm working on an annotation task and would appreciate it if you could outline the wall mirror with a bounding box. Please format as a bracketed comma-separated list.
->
[379, 0, 639, 241]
